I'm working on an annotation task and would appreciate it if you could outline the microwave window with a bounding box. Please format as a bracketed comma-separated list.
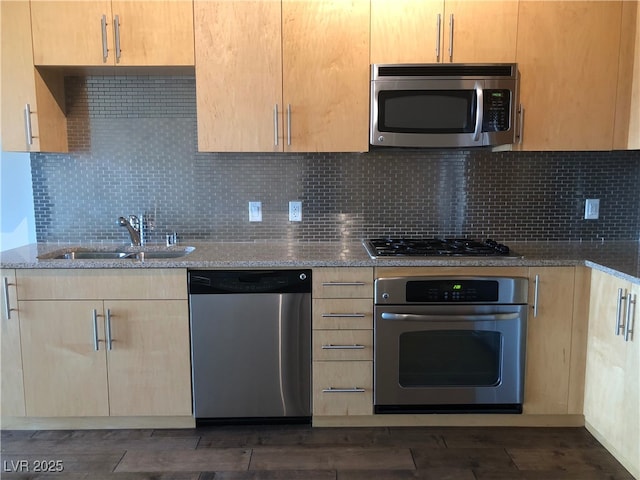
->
[378, 90, 476, 133]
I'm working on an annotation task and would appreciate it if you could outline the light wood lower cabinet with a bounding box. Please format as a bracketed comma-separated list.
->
[0, 269, 25, 417]
[524, 266, 588, 415]
[15, 269, 191, 418]
[584, 269, 639, 478]
[312, 268, 373, 416]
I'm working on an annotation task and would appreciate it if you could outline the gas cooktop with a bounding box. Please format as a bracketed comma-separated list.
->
[363, 238, 515, 259]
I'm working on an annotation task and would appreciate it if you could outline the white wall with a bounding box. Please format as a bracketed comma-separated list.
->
[0, 141, 36, 251]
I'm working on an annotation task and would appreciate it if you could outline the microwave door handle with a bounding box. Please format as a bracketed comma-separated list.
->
[474, 84, 483, 142]
[380, 312, 520, 322]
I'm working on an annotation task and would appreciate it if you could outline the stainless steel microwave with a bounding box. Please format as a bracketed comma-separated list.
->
[370, 63, 520, 149]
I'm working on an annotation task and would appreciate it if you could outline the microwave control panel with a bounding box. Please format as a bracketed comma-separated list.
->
[482, 89, 511, 132]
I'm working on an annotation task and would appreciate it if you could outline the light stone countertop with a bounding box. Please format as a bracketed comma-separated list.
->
[1, 240, 638, 284]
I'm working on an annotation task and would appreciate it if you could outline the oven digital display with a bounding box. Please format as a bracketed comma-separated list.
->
[406, 280, 499, 302]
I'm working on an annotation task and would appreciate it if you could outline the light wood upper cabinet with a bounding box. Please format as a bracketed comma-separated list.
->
[1, 1, 67, 152]
[515, 1, 623, 151]
[195, 0, 369, 152]
[0, 269, 25, 418]
[194, 1, 282, 152]
[584, 270, 639, 478]
[30, 0, 194, 67]
[371, 0, 519, 64]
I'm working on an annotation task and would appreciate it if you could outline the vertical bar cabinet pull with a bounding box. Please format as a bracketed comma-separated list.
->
[532, 274, 539, 318]
[101, 14, 108, 62]
[114, 15, 121, 62]
[24, 104, 33, 146]
[616, 288, 626, 335]
[624, 293, 635, 342]
[448, 14, 454, 62]
[435, 14, 442, 61]
[274, 104, 279, 146]
[92, 309, 100, 351]
[106, 309, 113, 350]
[3, 277, 12, 320]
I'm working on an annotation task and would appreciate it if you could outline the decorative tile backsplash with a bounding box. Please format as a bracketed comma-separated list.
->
[31, 75, 640, 244]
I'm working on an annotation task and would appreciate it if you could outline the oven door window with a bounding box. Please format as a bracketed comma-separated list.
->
[378, 90, 476, 134]
[398, 330, 501, 387]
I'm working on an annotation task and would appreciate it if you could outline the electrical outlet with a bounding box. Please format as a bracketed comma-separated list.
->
[584, 199, 600, 220]
[249, 201, 262, 222]
[289, 201, 302, 222]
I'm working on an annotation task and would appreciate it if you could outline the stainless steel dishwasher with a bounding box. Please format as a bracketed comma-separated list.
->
[188, 270, 311, 422]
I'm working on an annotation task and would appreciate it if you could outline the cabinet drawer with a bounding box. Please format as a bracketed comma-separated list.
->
[313, 298, 373, 330]
[312, 361, 373, 416]
[16, 269, 187, 300]
[313, 330, 372, 361]
[313, 268, 373, 299]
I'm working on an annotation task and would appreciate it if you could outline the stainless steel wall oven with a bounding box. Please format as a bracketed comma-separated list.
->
[374, 276, 528, 414]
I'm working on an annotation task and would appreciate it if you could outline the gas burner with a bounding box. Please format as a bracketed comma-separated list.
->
[363, 238, 513, 258]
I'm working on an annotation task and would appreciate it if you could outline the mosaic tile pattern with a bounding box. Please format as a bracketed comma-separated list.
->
[31, 76, 640, 244]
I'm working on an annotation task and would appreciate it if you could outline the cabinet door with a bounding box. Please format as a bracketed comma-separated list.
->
[523, 267, 575, 414]
[516, 1, 622, 150]
[0, 270, 25, 417]
[584, 270, 630, 464]
[621, 282, 639, 476]
[282, 0, 370, 152]
[105, 300, 192, 416]
[19, 300, 109, 417]
[194, 0, 283, 151]
[442, 1, 519, 63]
[371, 0, 443, 64]
[1, 1, 67, 152]
[31, 1, 113, 66]
[112, 1, 194, 66]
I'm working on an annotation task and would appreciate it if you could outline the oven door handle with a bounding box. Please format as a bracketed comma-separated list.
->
[380, 312, 520, 322]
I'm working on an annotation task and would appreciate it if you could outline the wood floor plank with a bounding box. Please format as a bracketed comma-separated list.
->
[337, 468, 476, 479]
[199, 471, 336, 480]
[0, 436, 198, 454]
[0, 453, 123, 473]
[114, 449, 251, 472]
[440, 427, 601, 449]
[506, 447, 636, 476]
[249, 446, 415, 471]
[411, 447, 518, 471]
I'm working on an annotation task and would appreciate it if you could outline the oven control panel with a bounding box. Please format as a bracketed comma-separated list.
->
[406, 280, 498, 302]
[375, 277, 528, 305]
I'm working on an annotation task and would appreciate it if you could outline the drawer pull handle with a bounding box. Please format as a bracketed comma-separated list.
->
[616, 288, 627, 336]
[321, 344, 365, 350]
[322, 282, 365, 286]
[105, 309, 113, 350]
[101, 14, 108, 62]
[321, 313, 365, 318]
[322, 387, 365, 393]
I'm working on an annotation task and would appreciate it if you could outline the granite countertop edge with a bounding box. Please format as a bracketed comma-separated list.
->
[1, 240, 638, 284]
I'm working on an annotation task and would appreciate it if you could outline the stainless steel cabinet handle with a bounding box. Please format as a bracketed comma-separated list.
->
[113, 15, 121, 62]
[321, 313, 365, 318]
[448, 13, 454, 62]
[321, 282, 366, 287]
[322, 387, 365, 393]
[101, 14, 108, 62]
[624, 293, 635, 342]
[517, 104, 524, 145]
[435, 13, 442, 61]
[616, 288, 626, 336]
[105, 309, 113, 350]
[473, 83, 483, 142]
[286, 104, 291, 146]
[24, 104, 33, 146]
[533, 274, 540, 318]
[321, 344, 365, 350]
[92, 309, 100, 351]
[3, 277, 12, 320]
[274, 104, 279, 146]
[381, 312, 520, 322]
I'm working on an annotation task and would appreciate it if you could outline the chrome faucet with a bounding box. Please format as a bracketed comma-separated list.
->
[117, 215, 144, 246]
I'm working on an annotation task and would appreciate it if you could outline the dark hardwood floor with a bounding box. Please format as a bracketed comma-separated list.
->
[0, 425, 635, 479]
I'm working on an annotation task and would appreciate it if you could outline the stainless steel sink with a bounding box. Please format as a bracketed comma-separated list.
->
[39, 246, 195, 261]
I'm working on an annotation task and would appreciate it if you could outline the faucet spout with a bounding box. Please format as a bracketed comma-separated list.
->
[118, 216, 142, 246]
